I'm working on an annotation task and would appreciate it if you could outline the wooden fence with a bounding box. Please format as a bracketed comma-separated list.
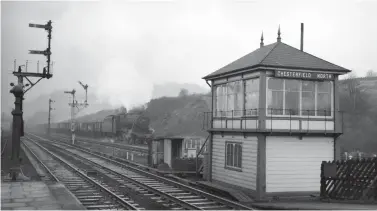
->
[320, 158, 377, 201]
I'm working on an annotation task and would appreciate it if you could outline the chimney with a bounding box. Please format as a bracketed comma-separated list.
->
[300, 23, 304, 51]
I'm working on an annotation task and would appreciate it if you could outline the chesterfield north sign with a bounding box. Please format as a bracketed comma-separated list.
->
[274, 70, 334, 80]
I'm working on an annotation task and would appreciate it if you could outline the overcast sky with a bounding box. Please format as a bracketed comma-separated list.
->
[2, 0, 377, 110]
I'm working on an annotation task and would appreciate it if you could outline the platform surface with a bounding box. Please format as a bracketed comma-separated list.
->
[252, 200, 377, 210]
[197, 181, 377, 210]
[196, 181, 254, 202]
[1, 181, 85, 210]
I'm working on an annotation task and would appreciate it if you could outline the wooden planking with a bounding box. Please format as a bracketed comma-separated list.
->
[243, 120, 258, 129]
[265, 120, 300, 130]
[243, 71, 260, 79]
[266, 136, 334, 193]
[228, 75, 242, 81]
[301, 121, 334, 131]
[265, 119, 335, 131]
[212, 72, 260, 85]
[212, 134, 258, 190]
[212, 119, 258, 130]
[213, 78, 227, 85]
[213, 120, 226, 129]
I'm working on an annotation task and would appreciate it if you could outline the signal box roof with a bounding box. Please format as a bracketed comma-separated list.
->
[203, 41, 351, 80]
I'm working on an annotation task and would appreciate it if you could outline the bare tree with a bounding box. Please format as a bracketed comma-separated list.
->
[366, 70, 377, 77]
[342, 73, 360, 111]
[129, 105, 146, 113]
[179, 88, 189, 97]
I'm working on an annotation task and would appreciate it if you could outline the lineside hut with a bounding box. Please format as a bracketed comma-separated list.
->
[202, 26, 350, 200]
[147, 136, 184, 169]
[147, 136, 204, 173]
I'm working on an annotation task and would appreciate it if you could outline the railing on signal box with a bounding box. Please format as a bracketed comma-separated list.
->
[203, 108, 344, 134]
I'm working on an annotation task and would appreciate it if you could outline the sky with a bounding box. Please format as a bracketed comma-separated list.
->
[1, 0, 377, 111]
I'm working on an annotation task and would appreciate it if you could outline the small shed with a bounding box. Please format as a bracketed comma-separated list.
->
[147, 136, 185, 169]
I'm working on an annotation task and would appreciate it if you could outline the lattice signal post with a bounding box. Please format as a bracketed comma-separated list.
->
[64, 81, 89, 145]
[8, 20, 53, 181]
[48, 99, 55, 136]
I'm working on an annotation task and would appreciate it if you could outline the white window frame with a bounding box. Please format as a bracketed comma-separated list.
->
[265, 77, 334, 118]
[213, 77, 259, 118]
[225, 142, 242, 169]
[244, 78, 260, 116]
[214, 84, 228, 117]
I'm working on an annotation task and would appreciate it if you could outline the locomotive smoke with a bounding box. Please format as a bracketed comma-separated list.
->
[96, 57, 153, 109]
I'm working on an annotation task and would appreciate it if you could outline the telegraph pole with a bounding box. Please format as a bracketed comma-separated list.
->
[9, 20, 54, 181]
[48, 98, 55, 136]
[64, 81, 89, 145]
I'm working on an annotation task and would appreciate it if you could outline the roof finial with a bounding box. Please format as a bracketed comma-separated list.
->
[260, 31, 264, 48]
[277, 25, 281, 42]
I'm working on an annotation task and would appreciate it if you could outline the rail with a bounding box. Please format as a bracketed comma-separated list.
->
[28, 132, 254, 210]
[203, 108, 344, 134]
[21, 140, 59, 182]
[24, 137, 140, 210]
[41, 140, 203, 210]
[50, 133, 148, 153]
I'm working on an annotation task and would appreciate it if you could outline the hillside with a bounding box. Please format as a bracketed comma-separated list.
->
[152, 82, 209, 99]
[74, 109, 118, 122]
[60, 93, 211, 138]
[17, 82, 210, 126]
[338, 77, 377, 153]
[145, 93, 211, 137]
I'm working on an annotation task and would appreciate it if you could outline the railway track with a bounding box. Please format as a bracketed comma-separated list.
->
[27, 133, 254, 210]
[48, 133, 149, 165]
[22, 138, 143, 210]
[51, 133, 148, 153]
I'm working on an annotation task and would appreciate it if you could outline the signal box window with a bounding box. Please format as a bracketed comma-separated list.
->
[225, 142, 242, 170]
[267, 78, 333, 117]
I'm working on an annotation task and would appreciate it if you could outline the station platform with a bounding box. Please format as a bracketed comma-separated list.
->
[252, 200, 377, 210]
[1, 181, 85, 210]
[196, 181, 377, 210]
[196, 181, 254, 203]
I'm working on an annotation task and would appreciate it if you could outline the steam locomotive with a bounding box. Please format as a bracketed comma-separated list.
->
[51, 112, 153, 144]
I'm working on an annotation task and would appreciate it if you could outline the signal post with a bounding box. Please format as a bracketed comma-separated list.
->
[64, 81, 89, 145]
[9, 20, 54, 181]
[48, 98, 55, 136]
